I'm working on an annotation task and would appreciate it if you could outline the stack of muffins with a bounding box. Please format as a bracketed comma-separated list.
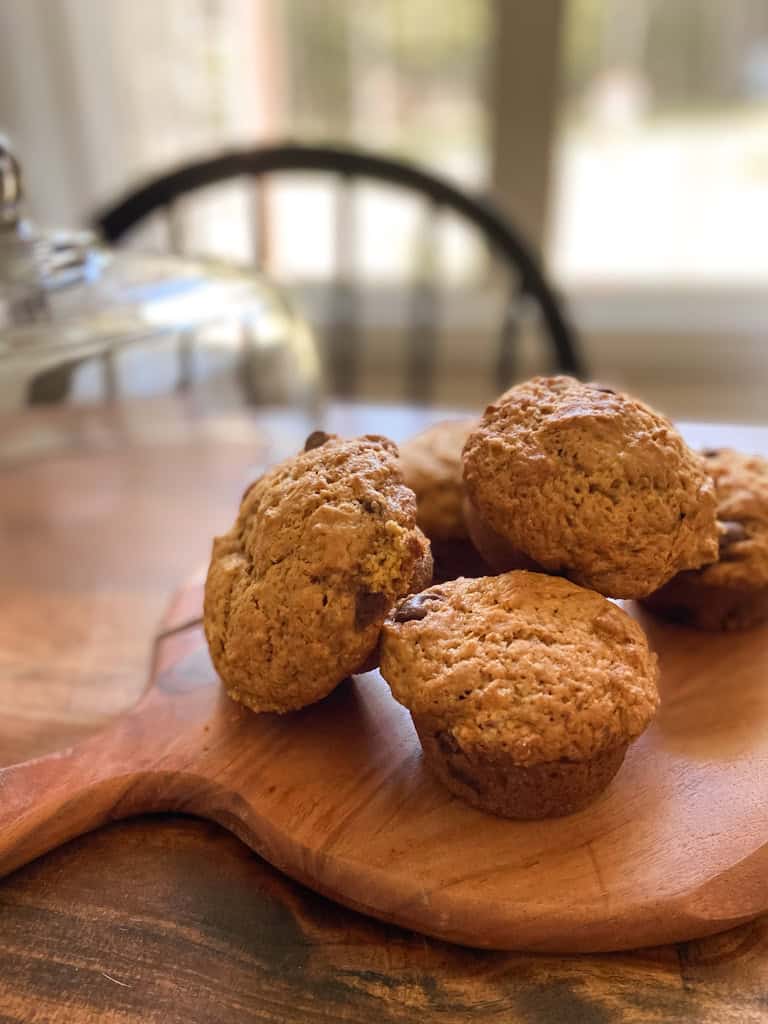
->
[204, 376, 768, 820]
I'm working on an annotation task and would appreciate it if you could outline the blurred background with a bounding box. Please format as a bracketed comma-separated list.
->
[1, 0, 767, 419]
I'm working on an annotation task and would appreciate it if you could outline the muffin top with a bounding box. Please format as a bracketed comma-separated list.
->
[694, 448, 768, 589]
[204, 432, 431, 713]
[399, 418, 476, 541]
[462, 376, 718, 598]
[380, 572, 659, 766]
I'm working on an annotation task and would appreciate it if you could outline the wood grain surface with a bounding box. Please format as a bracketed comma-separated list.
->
[2, 400, 768, 1022]
[1, 816, 767, 1024]
[3, 581, 767, 953]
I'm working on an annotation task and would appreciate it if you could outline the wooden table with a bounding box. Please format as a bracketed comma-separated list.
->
[1, 400, 767, 1024]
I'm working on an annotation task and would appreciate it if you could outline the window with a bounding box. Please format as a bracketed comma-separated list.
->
[552, 0, 768, 284]
[10, 0, 491, 285]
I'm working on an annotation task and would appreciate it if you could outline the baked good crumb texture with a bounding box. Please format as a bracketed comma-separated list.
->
[381, 572, 659, 817]
[399, 418, 476, 542]
[643, 448, 768, 630]
[204, 432, 431, 713]
[463, 376, 719, 599]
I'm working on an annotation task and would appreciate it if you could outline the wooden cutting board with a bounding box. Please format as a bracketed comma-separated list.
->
[1, 575, 766, 954]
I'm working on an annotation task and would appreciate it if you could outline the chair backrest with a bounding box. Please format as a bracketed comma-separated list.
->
[93, 143, 584, 401]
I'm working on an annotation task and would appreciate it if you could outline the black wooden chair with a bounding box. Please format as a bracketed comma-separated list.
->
[92, 143, 584, 401]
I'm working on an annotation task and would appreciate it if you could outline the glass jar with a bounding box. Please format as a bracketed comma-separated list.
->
[0, 136, 323, 764]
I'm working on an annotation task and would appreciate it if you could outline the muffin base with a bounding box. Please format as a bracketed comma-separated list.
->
[431, 538, 489, 583]
[463, 498, 542, 575]
[642, 577, 768, 632]
[413, 714, 628, 819]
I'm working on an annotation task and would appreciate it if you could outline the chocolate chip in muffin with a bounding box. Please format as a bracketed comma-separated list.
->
[304, 430, 332, 452]
[204, 434, 432, 713]
[702, 448, 722, 458]
[393, 592, 444, 623]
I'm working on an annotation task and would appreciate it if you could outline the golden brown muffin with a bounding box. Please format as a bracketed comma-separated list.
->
[400, 418, 476, 541]
[204, 432, 432, 713]
[642, 448, 768, 630]
[380, 572, 659, 819]
[399, 418, 488, 581]
[463, 376, 718, 599]
[461, 496, 542, 573]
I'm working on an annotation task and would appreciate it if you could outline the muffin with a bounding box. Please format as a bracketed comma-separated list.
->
[642, 448, 768, 630]
[463, 376, 718, 599]
[399, 418, 487, 580]
[461, 496, 541, 574]
[204, 432, 432, 713]
[380, 572, 659, 819]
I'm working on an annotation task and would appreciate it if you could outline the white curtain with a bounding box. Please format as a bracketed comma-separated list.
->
[0, 0, 280, 228]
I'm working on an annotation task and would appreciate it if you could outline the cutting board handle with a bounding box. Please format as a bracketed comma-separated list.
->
[0, 625, 221, 881]
[0, 624, 221, 881]
[0, 702, 158, 878]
